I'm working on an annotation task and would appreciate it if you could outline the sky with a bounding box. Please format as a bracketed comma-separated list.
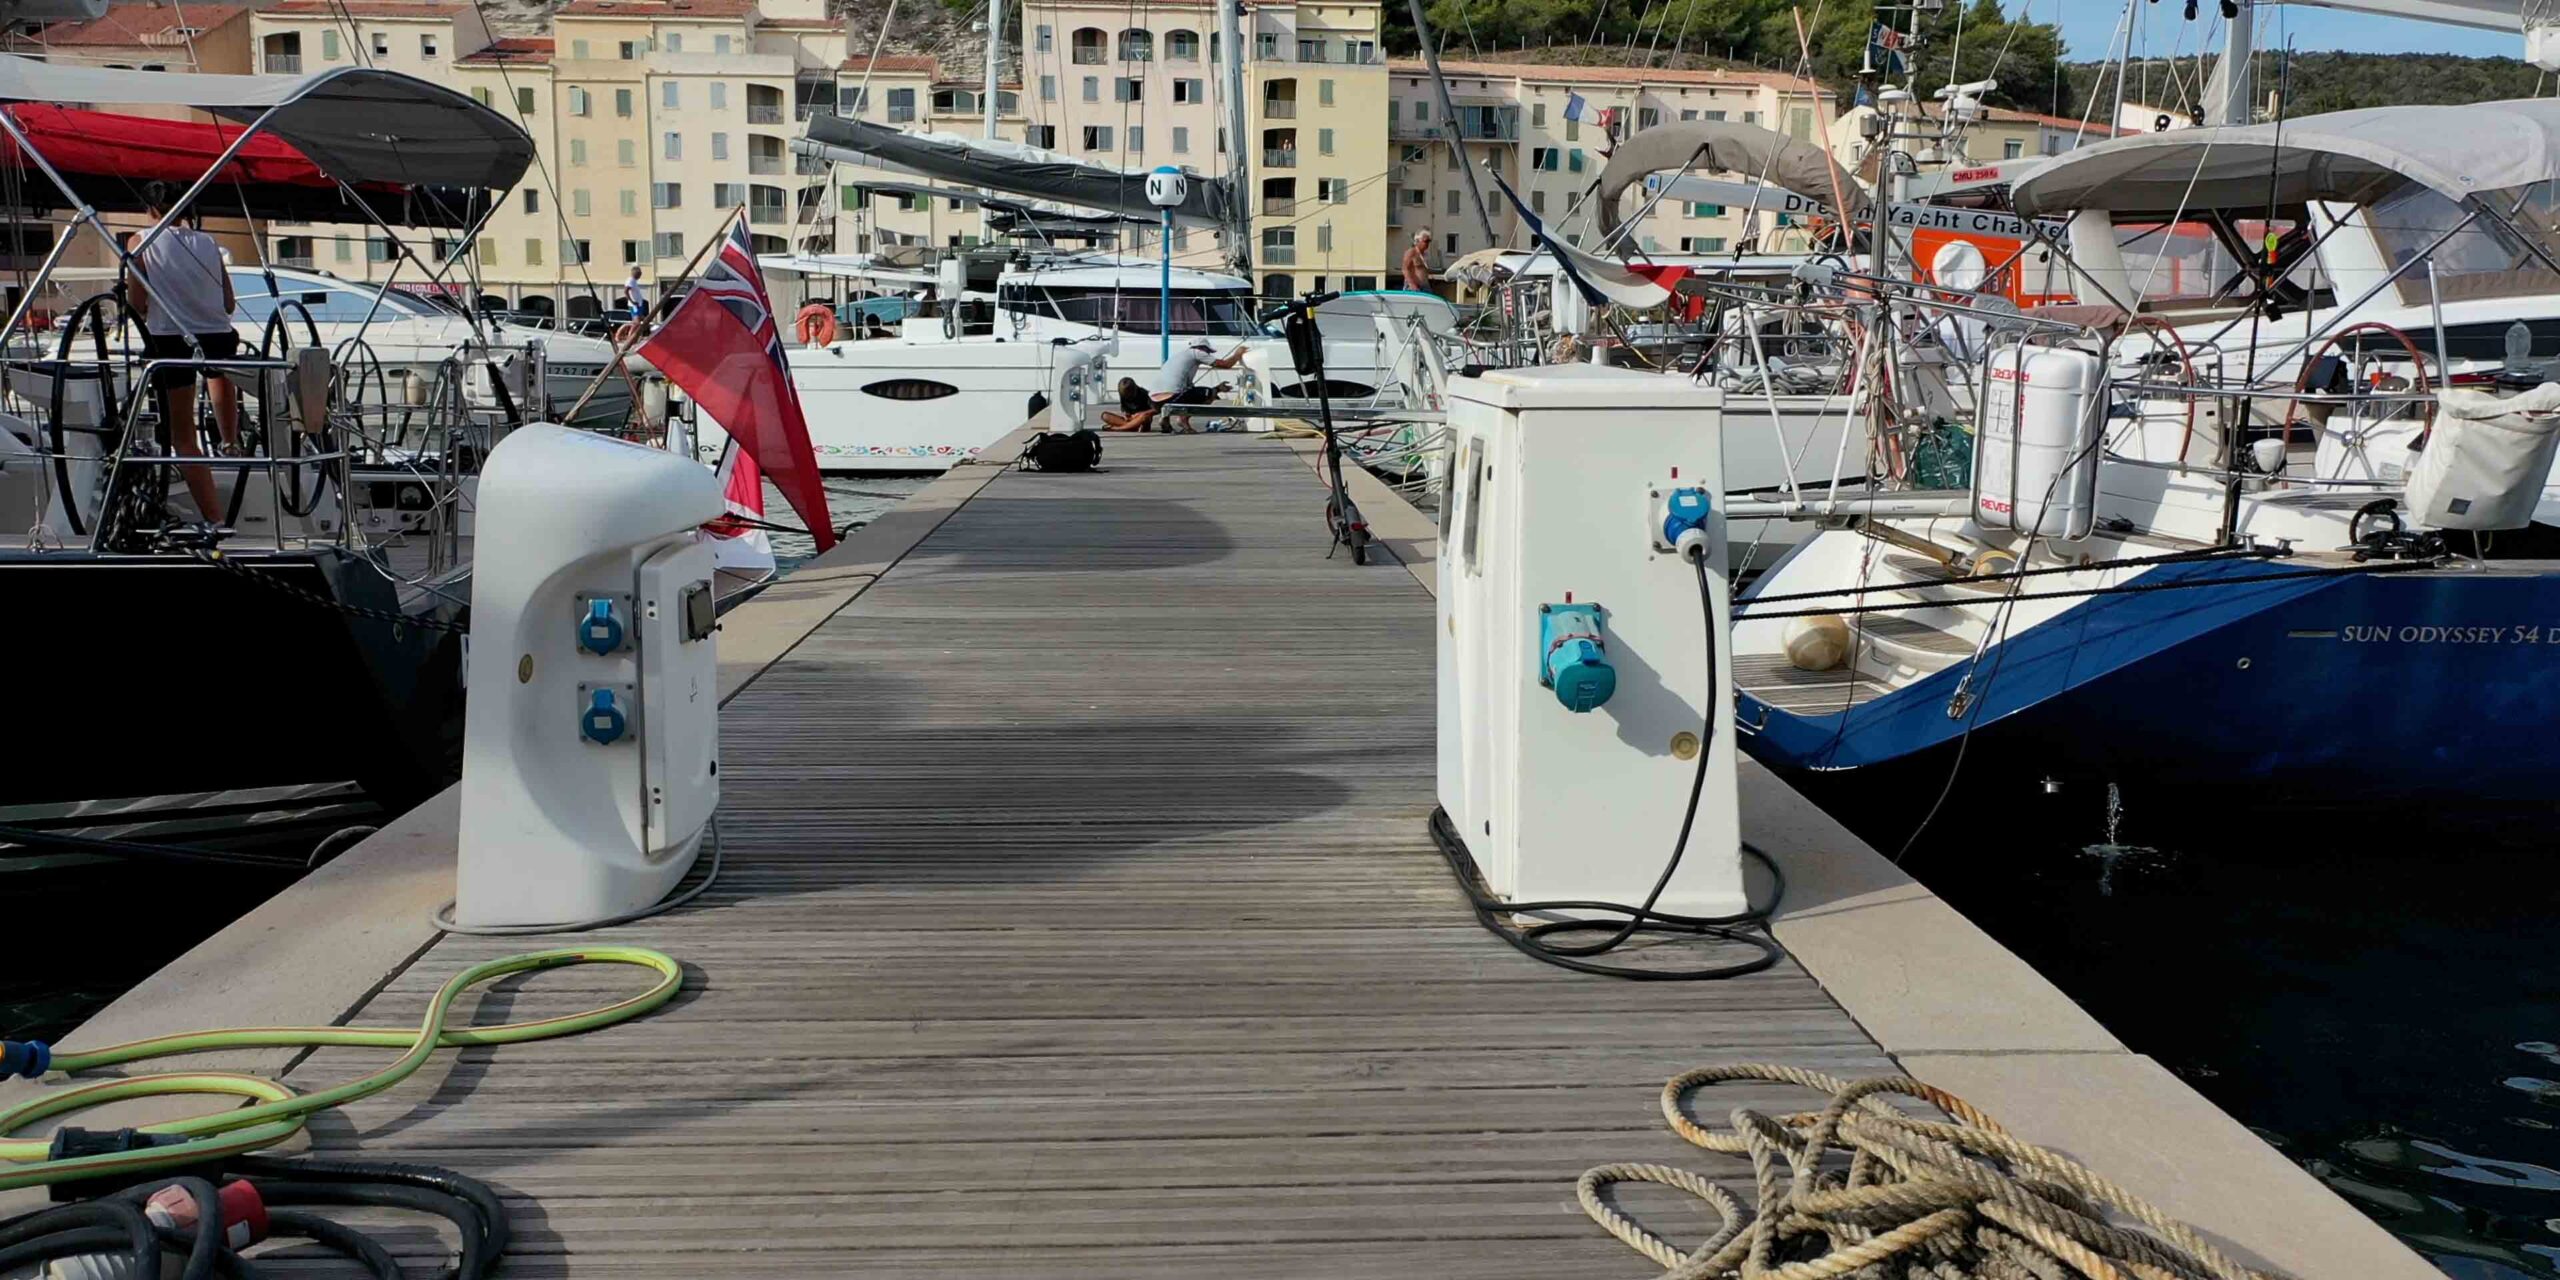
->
[2043, 0, 2522, 60]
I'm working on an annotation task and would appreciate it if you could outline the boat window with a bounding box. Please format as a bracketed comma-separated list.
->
[229, 273, 442, 325]
[2110, 222, 2236, 306]
[862, 378, 960, 401]
[1037, 286, 1258, 335]
[2372, 183, 2560, 305]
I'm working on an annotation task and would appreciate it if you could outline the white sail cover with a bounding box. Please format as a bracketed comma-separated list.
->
[0, 54, 533, 190]
[2011, 98, 2560, 218]
[799, 113, 1238, 229]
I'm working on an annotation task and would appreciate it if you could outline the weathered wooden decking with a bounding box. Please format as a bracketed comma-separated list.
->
[297, 435, 1894, 1275]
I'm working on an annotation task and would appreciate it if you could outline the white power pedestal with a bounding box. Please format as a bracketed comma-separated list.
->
[1435, 365, 1743, 916]
[456, 426, 726, 928]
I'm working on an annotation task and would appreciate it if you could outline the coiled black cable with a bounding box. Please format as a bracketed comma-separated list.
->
[1431, 550, 1786, 980]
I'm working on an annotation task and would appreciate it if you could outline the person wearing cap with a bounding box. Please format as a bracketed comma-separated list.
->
[1100, 339, 1245, 432]
[126, 180, 239, 524]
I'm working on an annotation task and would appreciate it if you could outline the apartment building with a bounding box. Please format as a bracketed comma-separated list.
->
[1385, 60, 1832, 261]
[1012, 0, 1390, 295]
[1825, 104, 2131, 183]
[823, 53, 1029, 256]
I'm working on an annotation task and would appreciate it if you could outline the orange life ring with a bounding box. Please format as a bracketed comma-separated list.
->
[613, 320, 644, 346]
[796, 304, 838, 347]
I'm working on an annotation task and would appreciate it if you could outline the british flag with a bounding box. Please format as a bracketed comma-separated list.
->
[638, 219, 836, 551]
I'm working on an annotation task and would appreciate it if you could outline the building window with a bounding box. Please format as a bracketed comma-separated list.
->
[1567, 148, 1585, 173]
[372, 32, 388, 58]
[1036, 23, 1052, 51]
[714, 182, 743, 206]
[569, 86, 590, 115]
[1683, 237, 1727, 253]
[619, 189, 637, 215]
[2003, 137, 2025, 159]
[664, 132, 681, 160]
[617, 139, 636, 166]
[1532, 102, 1546, 127]
[1689, 203, 1723, 217]
[711, 133, 729, 160]
[517, 86, 536, 114]
[1257, 32, 1278, 58]
[1082, 125, 1112, 151]
[664, 32, 680, 52]
[277, 234, 313, 263]
[1319, 177, 1346, 203]
[1399, 144, 1424, 165]
[615, 88, 633, 117]
[1681, 108, 1697, 121]
[473, 86, 491, 106]
[1743, 111, 1760, 124]
[1565, 116, 1577, 141]
[1446, 189, 1459, 214]
[1414, 100, 1428, 123]
[421, 33, 437, 57]
[619, 40, 641, 59]
[572, 189, 590, 216]
[572, 38, 589, 59]
[1167, 29, 1198, 60]
[367, 236, 395, 262]
[1295, 36, 1321, 61]
[1531, 189, 1546, 215]
[1115, 77, 1141, 103]
[1317, 223, 1333, 253]
[623, 239, 650, 264]
[1319, 127, 1334, 155]
[654, 182, 682, 208]
[1128, 126, 1143, 152]
[524, 238, 542, 265]
[1071, 27, 1105, 63]
[1174, 78, 1202, 103]
[1445, 148, 1457, 171]
[1081, 76, 1098, 102]
[1027, 124, 1056, 148]
[712, 82, 729, 110]
[933, 87, 978, 114]
[830, 85, 854, 114]
[1445, 233, 1459, 253]
[523, 188, 540, 214]
[1118, 28, 1151, 60]
[1040, 74, 1056, 101]
[333, 237, 350, 262]
[567, 239, 593, 264]
[1172, 126, 1189, 153]
[569, 139, 587, 165]
[887, 88, 914, 122]
[715, 34, 730, 53]
[1638, 107, 1660, 129]
[1319, 78, 1333, 106]
[663, 81, 678, 109]
[321, 29, 338, 59]
[1532, 146, 1557, 171]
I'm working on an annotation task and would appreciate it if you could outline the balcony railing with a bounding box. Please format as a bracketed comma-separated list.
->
[747, 201, 789, 224]
[278, 255, 315, 269]
[1389, 118, 1518, 142]
[795, 102, 825, 120]
[747, 104, 783, 124]
[748, 155, 785, 175]
[263, 53, 301, 73]
[1261, 196, 1293, 216]
[1071, 47, 1105, 64]
[1260, 244, 1296, 265]
[795, 155, 830, 176]
[1262, 99, 1295, 119]
[1262, 148, 1295, 168]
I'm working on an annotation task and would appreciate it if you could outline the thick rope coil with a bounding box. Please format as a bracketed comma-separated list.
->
[1575, 1063, 2296, 1280]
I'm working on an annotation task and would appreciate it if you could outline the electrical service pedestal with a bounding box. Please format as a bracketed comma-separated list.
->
[456, 426, 725, 929]
[1435, 365, 1744, 917]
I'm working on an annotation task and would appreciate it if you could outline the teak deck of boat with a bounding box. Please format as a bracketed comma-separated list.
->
[291, 435, 1893, 1276]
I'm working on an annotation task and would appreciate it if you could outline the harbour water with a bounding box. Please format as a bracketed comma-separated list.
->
[1895, 802, 2560, 1279]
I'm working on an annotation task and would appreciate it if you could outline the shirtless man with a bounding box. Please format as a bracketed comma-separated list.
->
[1401, 230, 1434, 292]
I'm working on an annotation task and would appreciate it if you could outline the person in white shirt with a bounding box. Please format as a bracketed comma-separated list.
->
[126, 182, 239, 523]
[624, 267, 648, 319]
[1100, 340, 1246, 432]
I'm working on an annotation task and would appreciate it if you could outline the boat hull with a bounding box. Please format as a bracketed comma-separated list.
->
[1740, 556, 2560, 826]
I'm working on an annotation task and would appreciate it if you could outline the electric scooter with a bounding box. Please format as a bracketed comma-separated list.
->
[1271, 290, 1372, 565]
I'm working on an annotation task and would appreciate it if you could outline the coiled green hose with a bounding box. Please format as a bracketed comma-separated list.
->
[0, 946, 683, 1191]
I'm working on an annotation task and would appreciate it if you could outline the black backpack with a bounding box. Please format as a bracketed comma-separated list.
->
[1019, 428, 1103, 473]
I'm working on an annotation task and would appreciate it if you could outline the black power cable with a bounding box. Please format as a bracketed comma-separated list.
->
[1430, 551, 1786, 981]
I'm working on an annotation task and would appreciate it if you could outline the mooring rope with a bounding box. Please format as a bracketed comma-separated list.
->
[1578, 1063, 2291, 1280]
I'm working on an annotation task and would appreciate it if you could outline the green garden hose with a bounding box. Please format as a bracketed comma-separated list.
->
[0, 946, 682, 1191]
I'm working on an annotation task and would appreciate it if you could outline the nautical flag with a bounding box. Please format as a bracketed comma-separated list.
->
[1867, 22, 1908, 75]
[703, 439, 777, 581]
[637, 220, 836, 553]
[1564, 91, 1590, 123]
[1481, 163, 1679, 310]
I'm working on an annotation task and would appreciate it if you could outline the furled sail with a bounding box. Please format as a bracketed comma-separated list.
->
[797, 114, 1237, 230]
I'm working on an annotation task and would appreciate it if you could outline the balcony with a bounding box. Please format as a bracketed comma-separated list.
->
[747, 104, 783, 124]
[796, 103, 825, 121]
[1262, 148, 1295, 168]
[747, 200, 789, 224]
[1072, 47, 1106, 64]
[263, 54, 300, 73]
[1262, 99, 1295, 119]
[748, 155, 785, 175]
[1261, 243, 1295, 265]
[795, 154, 830, 176]
[1261, 196, 1293, 216]
[278, 255, 315, 269]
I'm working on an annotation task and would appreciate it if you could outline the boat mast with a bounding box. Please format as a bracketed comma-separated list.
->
[1222, 0, 1254, 274]
[2213, 0, 2253, 125]
[982, 0, 1003, 240]
[1405, 0, 1499, 251]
